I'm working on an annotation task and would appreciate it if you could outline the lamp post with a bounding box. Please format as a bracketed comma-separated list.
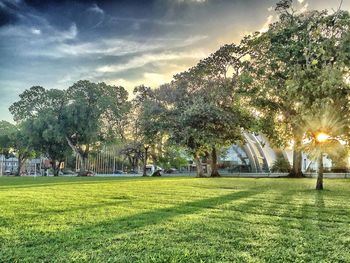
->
[315, 132, 329, 190]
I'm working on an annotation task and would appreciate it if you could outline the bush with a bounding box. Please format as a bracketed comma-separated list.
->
[271, 153, 291, 173]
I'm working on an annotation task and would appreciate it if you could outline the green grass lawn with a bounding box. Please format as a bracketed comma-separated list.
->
[0, 176, 349, 262]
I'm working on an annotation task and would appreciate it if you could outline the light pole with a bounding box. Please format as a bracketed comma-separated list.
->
[315, 132, 329, 190]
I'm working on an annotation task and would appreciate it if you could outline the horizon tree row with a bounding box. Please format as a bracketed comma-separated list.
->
[0, 0, 349, 189]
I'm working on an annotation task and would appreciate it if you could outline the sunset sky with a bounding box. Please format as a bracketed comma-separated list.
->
[0, 0, 349, 121]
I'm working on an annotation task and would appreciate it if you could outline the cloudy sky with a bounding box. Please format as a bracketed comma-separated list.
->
[0, 0, 349, 122]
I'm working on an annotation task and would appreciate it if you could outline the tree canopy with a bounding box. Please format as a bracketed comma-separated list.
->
[2, 0, 350, 187]
[239, 1, 350, 177]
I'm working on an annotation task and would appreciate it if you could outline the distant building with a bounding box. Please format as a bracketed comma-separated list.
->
[223, 133, 337, 173]
[0, 155, 43, 175]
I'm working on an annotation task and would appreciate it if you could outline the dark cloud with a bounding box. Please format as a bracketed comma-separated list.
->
[0, 1, 21, 27]
[24, 0, 94, 10]
[0, 9, 17, 27]
[0, 0, 349, 122]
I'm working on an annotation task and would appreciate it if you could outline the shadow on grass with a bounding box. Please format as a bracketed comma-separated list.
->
[269, 190, 349, 262]
[11, 189, 262, 260]
[0, 176, 195, 191]
[68, 189, 260, 233]
[0, 176, 153, 190]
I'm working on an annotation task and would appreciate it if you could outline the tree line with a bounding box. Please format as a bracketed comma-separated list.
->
[0, 1, 349, 188]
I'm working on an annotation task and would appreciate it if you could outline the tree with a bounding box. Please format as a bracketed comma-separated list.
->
[270, 152, 291, 173]
[21, 112, 71, 176]
[303, 105, 349, 190]
[131, 85, 165, 176]
[62, 80, 130, 175]
[9, 86, 48, 122]
[0, 121, 16, 156]
[150, 81, 207, 177]
[239, 0, 350, 177]
[12, 127, 36, 176]
[9, 81, 130, 176]
[10, 88, 70, 175]
[156, 145, 189, 170]
[119, 142, 143, 172]
[0, 121, 36, 176]
[168, 44, 253, 177]
[0, 121, 16, 175]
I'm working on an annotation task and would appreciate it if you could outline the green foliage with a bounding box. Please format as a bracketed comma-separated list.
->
[0, 121, 16, 156]
[132, 85, 164, 146]
[21, 113, 72, 175]
[156, 146, 189, 169]
[236, 1, 350, 177]
[64, 81, 130, 143]
[329, 149, 349, 172]
[164, 51, 254, 157]
[9, 86, 47, 122]
[0, 177, 350, 262]
[0, 121, 36, 174]
[302, 105, 349, 164]
[9, 87, 69, 175]
[9, 81, 130, 175]
[119, 142, 143, 171]
[165, 46, 256, 177]
[240, 3, 350, 148]
[270, 153, 291, 173]
[3, 1, 350, 178]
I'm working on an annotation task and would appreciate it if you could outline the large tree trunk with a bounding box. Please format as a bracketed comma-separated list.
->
[128, 156, 138, 171]
[210, 146, 220, 177]
[57, 161, 62, 176]
[79, 155, 87, 176]
[16, 154, 27, 176]
[16, 156, 22, 176]
[127, 156, 133, 169]
[194, 153, 205, 177]
[316, 154, 324, 190]
[289, 136, 303, 178]
[65, 136, 87, 176]
[150, 145, 157, 165]
[52, 160, 62, 176]
[143, 146, 149, 176]
[51, 161, 58, 176]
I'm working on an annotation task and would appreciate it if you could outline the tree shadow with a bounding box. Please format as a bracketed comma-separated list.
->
[10, 189, 263, 261]
[270, 190, 349, 262]
[0, 177, 146, 190]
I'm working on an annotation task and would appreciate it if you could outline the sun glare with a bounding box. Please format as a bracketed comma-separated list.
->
[316, 132, 330, 143]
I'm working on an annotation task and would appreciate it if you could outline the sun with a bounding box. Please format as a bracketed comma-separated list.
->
[316, 132, 330, 143]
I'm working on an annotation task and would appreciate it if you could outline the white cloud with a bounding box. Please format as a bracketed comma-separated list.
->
[96, 51, 206, 73]
[298, 0, 304, 3]
[177, 0, 206, 3]
[107, 78, 135, 87]
[109, 16, 192, 27]
[30, 28, 41, 35]
[19, 30, 207, 58]
[58, 23, 77, 41]
[259, 15, 274, 33]
[143, 72, 174, 88]
[182, 35, 208, 45]
[300, 3, 309, 13]
[0, 22, 77, 42]
[55, 39, 150, 57]
[88, 4, 104, 15]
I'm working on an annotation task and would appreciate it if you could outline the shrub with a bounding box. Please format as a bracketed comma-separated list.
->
[271, 153, 291, 173]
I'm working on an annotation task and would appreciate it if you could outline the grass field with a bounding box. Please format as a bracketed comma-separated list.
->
[0, 176, 349, 262]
